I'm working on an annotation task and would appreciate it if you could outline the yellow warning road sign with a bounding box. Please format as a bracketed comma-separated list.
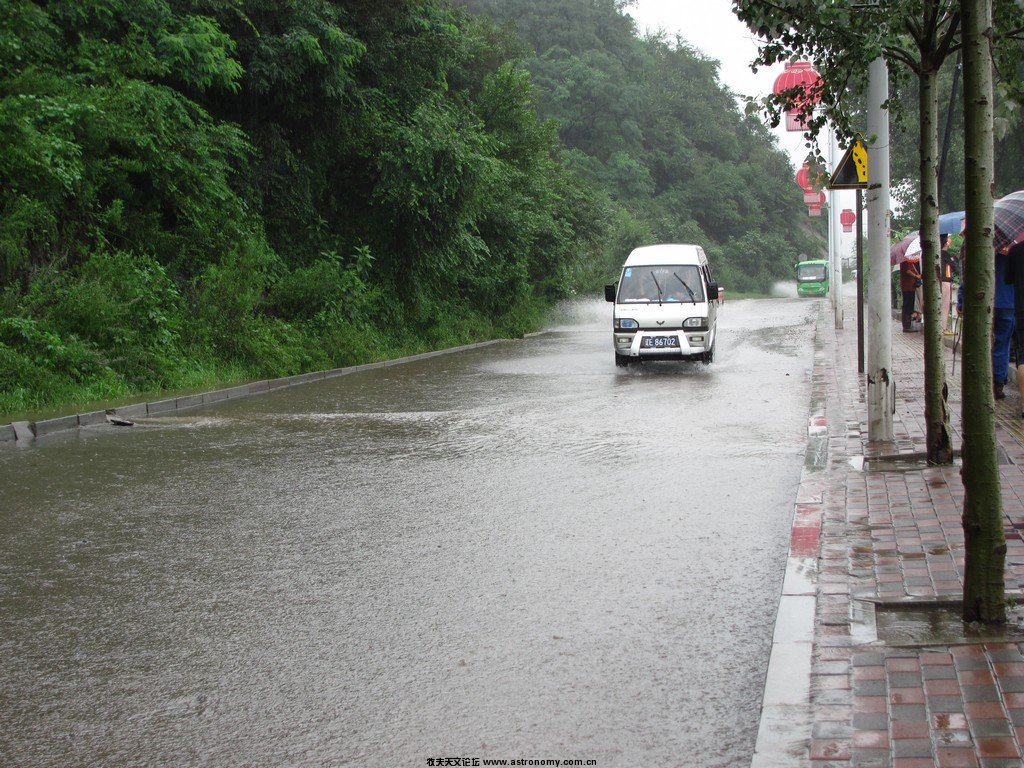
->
[828, 139, 869, 190]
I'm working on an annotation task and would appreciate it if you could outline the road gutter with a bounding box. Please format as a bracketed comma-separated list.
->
[750, 307, 830, 768]
[1, 339, 506, 447]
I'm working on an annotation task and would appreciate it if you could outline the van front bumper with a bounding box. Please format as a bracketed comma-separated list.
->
[614, 331, 710, 358]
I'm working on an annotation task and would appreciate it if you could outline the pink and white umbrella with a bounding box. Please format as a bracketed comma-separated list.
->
[903, 236, 922, 261]
[890, 232, 919, 266]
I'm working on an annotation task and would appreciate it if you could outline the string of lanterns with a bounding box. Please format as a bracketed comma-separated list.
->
[775, 60, 854, 231]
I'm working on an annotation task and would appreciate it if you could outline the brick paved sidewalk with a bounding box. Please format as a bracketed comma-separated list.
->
[754, 298, 1024, 768]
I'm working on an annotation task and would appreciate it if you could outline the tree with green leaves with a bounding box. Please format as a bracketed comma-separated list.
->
[734, 0, 1023, 622]
[736, 0, 969, 468]
[1, 0, 612, 413]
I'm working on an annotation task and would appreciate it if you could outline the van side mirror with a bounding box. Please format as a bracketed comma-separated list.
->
[706, 283, 719, 302]
[604, 284, 616, 302]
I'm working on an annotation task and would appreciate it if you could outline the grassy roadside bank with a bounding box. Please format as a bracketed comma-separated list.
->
[1, 296, 550, 425]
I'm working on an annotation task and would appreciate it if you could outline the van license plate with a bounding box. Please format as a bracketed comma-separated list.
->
[641, 336, 679, 349]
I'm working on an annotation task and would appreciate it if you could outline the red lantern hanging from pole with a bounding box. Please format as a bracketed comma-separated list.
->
[807, 191, 826, 217]
[795, 163, 813, 192]
[797, 162, 827, 210]
[773, 61, 822, 132]
[840, 208, 856, 232]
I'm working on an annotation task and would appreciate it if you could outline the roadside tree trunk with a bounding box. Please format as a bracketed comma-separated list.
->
[918, 64, 954, 465]
[960, 0, 1005, 624]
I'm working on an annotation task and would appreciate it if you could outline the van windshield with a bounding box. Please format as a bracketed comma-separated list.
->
[617, 265, 704, 303]
[797, 263, 828, 282]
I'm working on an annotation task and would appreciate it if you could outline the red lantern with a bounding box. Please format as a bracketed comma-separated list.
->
[773, 61, 822, 132]
[796, 161, 826, 195]
[807, 191, 826, 217]
[797, 162, 826, 208]
[840, 208, 856, 232]
[795, 163, 814, 193]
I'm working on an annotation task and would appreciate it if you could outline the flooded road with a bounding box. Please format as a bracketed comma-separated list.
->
[0, 297, 819, 767]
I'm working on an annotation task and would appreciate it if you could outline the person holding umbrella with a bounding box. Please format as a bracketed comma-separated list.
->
[938, 212, 965, 332]
[957, 247, 1014, 398]
[994, 191, 1024, 255]
[900, 250, 923, 332]
[1007, 241, 1024, 415]
[992, 249, 1015, 399]
[958, 190, 1023, 399]
[996, 192, 1024, 408]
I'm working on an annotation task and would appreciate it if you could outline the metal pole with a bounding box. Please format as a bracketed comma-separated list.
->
[866, 57, 894, 443]
[857, 188, 865, 373]
[829, 125, 844, 328]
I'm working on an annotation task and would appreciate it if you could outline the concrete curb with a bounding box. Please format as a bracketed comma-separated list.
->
[3, 339, 505, 447]
[751, 303, 831, 768]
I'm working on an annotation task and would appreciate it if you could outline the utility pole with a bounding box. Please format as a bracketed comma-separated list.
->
[866, 57, 894, 444]
[828, 126, 844, 329]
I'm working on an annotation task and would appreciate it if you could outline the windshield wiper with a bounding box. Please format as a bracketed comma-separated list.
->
[674, 272, 697, 304]
[650, 271, 663, 306]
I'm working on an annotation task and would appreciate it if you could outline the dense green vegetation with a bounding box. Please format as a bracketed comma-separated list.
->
[0, 0, 819, 417]
[458, 0, 822, 285]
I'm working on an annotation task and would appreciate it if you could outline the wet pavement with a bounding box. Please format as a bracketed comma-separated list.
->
[753, 294, 1024, 767]
[0, 298, 818, 768]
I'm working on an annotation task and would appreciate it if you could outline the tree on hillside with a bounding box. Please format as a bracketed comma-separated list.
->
[0, 0, 612, 414]
[456, 0, 822, 292]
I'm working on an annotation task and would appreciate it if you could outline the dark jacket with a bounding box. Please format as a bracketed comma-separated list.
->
[1004, 242, 1024, 319]
[959, 245, 1019, 313]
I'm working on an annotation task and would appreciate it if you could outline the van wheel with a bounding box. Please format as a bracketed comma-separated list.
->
[701, 343, 715, 364]
[615, 353, 630, 367]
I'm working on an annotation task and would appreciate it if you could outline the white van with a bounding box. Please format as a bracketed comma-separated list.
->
[604, 244, 720, 366]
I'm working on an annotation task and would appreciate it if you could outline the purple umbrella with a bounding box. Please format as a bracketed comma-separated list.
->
[994, 191, 1024, 253]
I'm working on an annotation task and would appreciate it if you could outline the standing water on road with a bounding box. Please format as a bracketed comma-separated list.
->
[0, 297, 819, 767]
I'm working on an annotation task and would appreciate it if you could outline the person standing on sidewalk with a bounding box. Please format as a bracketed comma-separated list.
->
[993, 248, 1015, 399]
[900, 255, 923, 332]
[939, 234, 955, 333]
[1006, 242, 1024, 412]
[957, 246, 1016, 399]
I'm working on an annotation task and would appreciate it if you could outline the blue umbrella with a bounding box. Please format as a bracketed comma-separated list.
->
[939, 210, 965, 235]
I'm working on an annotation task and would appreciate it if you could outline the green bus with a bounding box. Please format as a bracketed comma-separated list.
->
[795, 259, 829, 297]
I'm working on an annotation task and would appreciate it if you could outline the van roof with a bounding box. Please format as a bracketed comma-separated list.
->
[623, 244, 705, 266]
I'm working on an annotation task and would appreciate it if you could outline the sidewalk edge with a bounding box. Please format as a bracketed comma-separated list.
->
[750, 305, 831, 768]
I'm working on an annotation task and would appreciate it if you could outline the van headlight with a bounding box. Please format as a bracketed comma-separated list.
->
[615, 318, 639, 330]
[683, 317, 708, 330]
